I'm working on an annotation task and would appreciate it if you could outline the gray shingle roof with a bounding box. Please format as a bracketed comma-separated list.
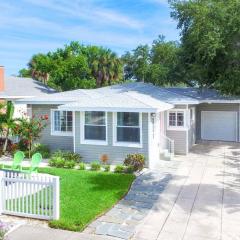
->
[166, 87, 240, 101]
[0, 76, 56, 98]
[16, 82, 240, 112]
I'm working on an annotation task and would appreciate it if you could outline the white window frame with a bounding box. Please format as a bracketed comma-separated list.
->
[51, 109, 73, 136]
[167, 109, 187, 131]
[80, 111, 108, 145]
[113, 112, 142, 148]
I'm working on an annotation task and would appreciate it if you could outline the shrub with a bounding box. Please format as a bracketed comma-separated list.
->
[49, 157, 65, 168]
[124, 165, 135, 174]
[52, 150, 81, 163]
[31, 143, 50, 158]
[65, 160, 76, 169]
[100, 154, 109, 164]
[79, 162, 86, 170]
[114, 165, 125, 173]
[124, 154, 145, 172]
[91, 161, 101, 171]
[103, 164, 110, 172]
[17, 139, 28, 151]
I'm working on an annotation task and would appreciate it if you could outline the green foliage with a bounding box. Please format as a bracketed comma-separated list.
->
[170, 0, 240, 95]
[124, 165, 135, 174]
[121, 35, 181, 86]
[78, 162, 86, 170]
[13, 114, 48, 158]
[91, 161, 101, 171]
[18, 68, 31, 78]
[24, 42, 123, 90]
[114, 165, 125, 173]
[64, 161, 76, 169]
[39, 167, 135, 231]
[103, 164, 110, 172]
[0, 101, 17, 154]
[51, 150, 81, 163]
[124, 154, 145, 172]
[49, 157, 65, 168]
[31, 143, 50, 158]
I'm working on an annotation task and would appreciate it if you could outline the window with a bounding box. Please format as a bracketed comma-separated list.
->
[52, 110, 73, 135]
[84, 111, 106, 142]
[168, 110, 185, 128]
[115, 112, 141, 144]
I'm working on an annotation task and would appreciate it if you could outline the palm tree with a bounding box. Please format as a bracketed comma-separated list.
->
[88, 47, 123, 87]
[29, 54, 51, 85]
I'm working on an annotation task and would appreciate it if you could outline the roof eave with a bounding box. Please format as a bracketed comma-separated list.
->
[200, 100, 240, 104]
[57, 105, 173, 113]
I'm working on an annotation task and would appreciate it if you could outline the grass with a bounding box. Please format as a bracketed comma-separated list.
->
[39, 167, 135, 231]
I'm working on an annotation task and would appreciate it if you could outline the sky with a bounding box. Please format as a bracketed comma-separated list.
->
[0, 0, 180, 76]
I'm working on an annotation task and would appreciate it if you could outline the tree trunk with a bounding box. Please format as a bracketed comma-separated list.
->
[3, 128, 9, 153]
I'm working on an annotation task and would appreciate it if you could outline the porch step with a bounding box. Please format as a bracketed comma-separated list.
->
[160, 149, 174, 161]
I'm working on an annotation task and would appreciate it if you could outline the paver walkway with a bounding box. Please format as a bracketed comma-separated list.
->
[84, 161, 180, 239]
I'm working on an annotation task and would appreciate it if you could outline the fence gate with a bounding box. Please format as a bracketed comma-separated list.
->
[0, 171, 60, 220]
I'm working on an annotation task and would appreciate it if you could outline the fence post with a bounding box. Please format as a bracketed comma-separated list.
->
[52, 176, 60, 220]
[0, 171, 4, 215]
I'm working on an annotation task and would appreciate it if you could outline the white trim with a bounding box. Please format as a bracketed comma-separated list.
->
[80, 111, 108, 146]
[73, 111, 76, 152]
[58, 106, 167, 113]
[112, 112, 143, 148]
[16, 100, 75, 105]
[190, 107, 196, 124]
[201, 110, 238, 142]
[148, 113, 151, 168]
[167, 109, 188, 131]
[50, 109, 73, 136]
[186, 105, 189, 154]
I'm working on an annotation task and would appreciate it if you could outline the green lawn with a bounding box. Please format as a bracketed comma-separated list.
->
[39, 168, 135, 231]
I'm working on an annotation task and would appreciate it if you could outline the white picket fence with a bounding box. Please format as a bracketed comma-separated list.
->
[0, 171, 60, 220]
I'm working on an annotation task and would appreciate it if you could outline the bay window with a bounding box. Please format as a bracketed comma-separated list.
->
[114, 112, 141, 146]
[82, 111, 107, 143]
[51, 110, 73, 135]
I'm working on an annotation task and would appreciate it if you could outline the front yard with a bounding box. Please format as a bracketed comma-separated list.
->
[39, 168, 135, 231]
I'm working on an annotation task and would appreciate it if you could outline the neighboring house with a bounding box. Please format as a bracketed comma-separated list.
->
[17, 82, 240, 168]
[0, 66, 56, 118]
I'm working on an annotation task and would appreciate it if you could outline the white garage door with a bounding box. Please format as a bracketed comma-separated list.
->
[201, 111, 237, 141]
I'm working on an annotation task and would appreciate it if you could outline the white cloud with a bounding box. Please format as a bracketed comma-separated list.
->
[22, 0, 144, 30]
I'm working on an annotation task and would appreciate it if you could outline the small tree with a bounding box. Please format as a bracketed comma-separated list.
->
[0, 101, 17, 153]
[14, 114, 48, 158]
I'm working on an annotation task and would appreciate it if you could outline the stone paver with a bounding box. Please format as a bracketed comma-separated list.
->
[85, 163, 181, 239]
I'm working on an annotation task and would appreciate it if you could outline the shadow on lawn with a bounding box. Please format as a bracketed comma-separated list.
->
[86, 173, 135, 192]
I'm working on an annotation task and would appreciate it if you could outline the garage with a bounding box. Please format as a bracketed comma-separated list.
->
[201, 111, 237, 142]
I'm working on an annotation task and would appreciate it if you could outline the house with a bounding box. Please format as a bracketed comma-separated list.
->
[0, 66, 56, 118]
[16, 82, 240, 168]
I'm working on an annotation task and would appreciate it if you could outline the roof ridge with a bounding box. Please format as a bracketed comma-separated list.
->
[125, 91, 168, 109]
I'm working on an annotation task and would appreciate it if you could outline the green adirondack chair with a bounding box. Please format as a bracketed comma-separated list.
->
[3, 151, 25, 171]
[24, 153, 43, 173]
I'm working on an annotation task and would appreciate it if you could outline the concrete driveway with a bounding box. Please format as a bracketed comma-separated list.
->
[134, 141, 240, 240]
